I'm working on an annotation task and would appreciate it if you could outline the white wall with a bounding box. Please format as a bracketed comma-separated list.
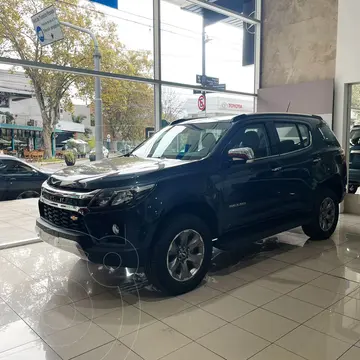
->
[334, 0, 360, 147]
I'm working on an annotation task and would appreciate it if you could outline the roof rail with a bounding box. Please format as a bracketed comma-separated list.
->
[171, 117, 194, 125]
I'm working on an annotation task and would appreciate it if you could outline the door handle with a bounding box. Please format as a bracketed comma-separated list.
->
[8, 178, 16, 182]
[272, 167, 282, 172]
[313, 157, 321, 164]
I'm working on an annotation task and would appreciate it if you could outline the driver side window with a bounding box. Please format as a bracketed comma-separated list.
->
[230, 124, 271, 159]
[4, 160, 34, 175]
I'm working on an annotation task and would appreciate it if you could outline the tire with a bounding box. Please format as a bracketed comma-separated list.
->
[348, 184, 358, 194]
[145, 214, 212, 296]
[17, 191, 40, 200]
[302, 188, 339, 240]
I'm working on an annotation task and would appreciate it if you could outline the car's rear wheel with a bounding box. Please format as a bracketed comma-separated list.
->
[145, 214, 212, 295]
[302, 188, 339, 240]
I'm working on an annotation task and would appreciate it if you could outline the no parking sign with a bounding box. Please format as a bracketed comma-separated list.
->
[198, 95, 206, 111]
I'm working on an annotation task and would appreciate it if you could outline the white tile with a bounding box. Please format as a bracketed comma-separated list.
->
[0, 300, 20, 326]
[331, 297, 360, 320]
[297, 250, 353, 273]
[73, 292, 125, 319]
[310, 274, 360, 295]
[250, 344, 305, 360]
[44, 321, 114, 360]
[205, 274, 247, 292]
[349, 288, 360, 300]
[23, 304, 88, 337]
[121, 321, 191, 360]
[233, 308, 298, 342]
[329, 266, 360, 283]
[71, 341, 142, 360]
[288, 284, 345, 308]
[276, 325, 351, 360]
[178, 285, 222, 305]
[272, 246, 322, 264]
[129, 294, 192, 320]
[347, 258, 360, 271]
[262, 295, 323, 323]
[339, 347, 360, 360]
[199, 293, 256, 321]
[161, 342, 223, 360]
[0, 320, 39, 353]
[230, 265, 268, 282]
[230, 283, 282, 306]
[251, 258, 288, 273]
[305, 310, 360, 344]
[0, 339, 61, 360]
[197, 323, 269, 360]
[93, 304, 157, 338]
[163, 306, 226, 340]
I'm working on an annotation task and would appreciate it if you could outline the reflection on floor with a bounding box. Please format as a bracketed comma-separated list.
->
[1, 214, 360, 359]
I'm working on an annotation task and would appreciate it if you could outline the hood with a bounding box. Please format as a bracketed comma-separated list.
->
[48, 156, 189, 189]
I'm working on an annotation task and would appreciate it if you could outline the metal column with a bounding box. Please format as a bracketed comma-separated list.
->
[254, 0, 262, 112]
[153, 0, 162, 131]
[60, 21, 103, 160]
[201, 16, 206, 112]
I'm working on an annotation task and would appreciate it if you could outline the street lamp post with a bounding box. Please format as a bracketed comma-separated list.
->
[59, 21, 103, 160]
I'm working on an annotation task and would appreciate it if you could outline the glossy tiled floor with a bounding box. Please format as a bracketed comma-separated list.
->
[1, 215, 360, 359]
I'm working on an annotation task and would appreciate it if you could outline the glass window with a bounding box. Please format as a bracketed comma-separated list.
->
[319, 123, 340, 147]
[298, 124, 311, 147]
[230, 124, 270, 159]
[275, 122, 309, 154]
[2, 160, 34, 174]
[132, 120, 230, 160]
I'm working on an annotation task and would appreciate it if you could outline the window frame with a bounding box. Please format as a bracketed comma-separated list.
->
[223, 121, 276, 162]
[273, 120, 313, 156]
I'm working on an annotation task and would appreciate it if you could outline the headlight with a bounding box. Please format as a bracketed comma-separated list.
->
[89, 184, 155, 208]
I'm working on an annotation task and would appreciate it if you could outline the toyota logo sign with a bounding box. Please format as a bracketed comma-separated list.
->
[221, 102, 243, 110]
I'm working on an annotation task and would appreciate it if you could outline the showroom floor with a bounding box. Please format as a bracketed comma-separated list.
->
[1, 216, 360, 359]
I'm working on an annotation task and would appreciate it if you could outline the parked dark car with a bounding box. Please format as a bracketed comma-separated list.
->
[36, 113, 346, 295]
[349, 127, 360, 193]
[0, 155, 51, 201]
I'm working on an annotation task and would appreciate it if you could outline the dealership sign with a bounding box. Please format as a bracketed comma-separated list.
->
[91, 0, 118, 8]
[221, 102, 243, 110]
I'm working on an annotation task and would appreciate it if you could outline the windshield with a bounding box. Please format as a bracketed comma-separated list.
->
[132, 121, 231, 160]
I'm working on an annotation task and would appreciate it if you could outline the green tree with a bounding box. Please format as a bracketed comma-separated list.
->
[0, 0, 151, 157]
[162, 88, 185, 123]
[0, 111, 14, 124]
[72, 114, 86, 124]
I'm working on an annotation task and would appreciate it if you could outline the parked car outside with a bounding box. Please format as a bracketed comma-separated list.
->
[349, 127, 360, 193]
[89, 146, 109, 161]
[36, 113, 346, 295]
[0, 155, 51, 201]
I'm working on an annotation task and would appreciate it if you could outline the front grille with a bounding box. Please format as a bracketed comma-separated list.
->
[40, 202, 87, 233]
[42, 189, 92, 207]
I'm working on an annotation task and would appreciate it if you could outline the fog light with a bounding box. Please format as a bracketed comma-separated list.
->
[112, 224, 120, 235]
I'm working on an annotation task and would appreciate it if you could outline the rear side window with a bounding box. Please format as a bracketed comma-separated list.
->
[275, 122, 311, 154]
[318, 123, 340, 147]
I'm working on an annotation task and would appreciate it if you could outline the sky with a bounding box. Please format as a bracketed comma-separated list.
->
[93, 0, 255, 95]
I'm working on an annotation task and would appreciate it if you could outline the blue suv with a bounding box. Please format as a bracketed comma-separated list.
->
[36, 113, 346, 295]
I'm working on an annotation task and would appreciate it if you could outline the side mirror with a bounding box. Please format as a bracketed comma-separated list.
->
[228, 147, 254, 163]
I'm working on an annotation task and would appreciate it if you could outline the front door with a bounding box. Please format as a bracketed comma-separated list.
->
[220, 122, 281, 232]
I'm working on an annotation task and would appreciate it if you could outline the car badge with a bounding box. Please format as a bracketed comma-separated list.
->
[70, 215, 78, 221]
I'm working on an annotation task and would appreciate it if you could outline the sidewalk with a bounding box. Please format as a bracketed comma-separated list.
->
[0, 198, 39, 248]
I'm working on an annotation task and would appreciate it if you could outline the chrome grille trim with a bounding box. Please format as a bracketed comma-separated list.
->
[40, 196, 83, 213]
[42, 181, 99, 199]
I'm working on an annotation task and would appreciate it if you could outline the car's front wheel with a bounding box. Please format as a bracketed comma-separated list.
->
[145, 214, 212, 295]
[302, 188, 339, 240]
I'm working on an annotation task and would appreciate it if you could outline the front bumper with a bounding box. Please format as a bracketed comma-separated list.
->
[35, 217, 146, 268]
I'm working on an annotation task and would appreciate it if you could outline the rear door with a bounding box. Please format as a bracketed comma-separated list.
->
[270, 120, 314, 213]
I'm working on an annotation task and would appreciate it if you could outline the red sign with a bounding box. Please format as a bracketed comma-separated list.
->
[198, 95, 206, 111]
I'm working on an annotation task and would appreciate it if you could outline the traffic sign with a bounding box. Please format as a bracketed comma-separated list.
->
[31, 6, 64, 47]
[211, 84, 226, 91]
[31, 5, 64, 46]
[198, 95, 206, 111]
[196, 75, 219, 87]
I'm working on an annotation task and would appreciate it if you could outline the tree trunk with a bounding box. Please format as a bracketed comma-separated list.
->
[42, 114, 53, 159]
